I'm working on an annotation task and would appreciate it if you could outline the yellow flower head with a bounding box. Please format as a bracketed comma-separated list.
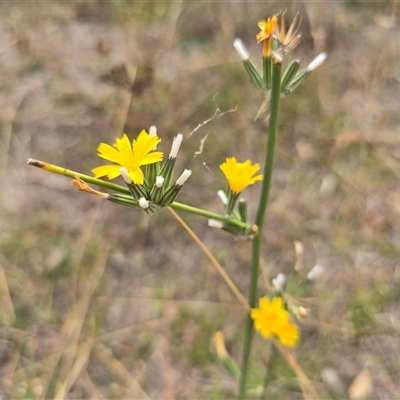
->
[92, 130, 163, 185]
[251, 297, 299, 347]
[256, 15, 278, 57]
[220, 157, 263, 195]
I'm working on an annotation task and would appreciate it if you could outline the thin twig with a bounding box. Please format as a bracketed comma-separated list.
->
[273, 339, 320, 400]
[167, 207, 249, 310]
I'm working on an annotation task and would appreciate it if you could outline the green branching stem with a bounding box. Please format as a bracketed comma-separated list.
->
[26, 159, 250, 230]
[239, 61, 282, 399]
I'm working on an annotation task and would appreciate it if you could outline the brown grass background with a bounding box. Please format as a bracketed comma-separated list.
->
[1, 0, 400, 398]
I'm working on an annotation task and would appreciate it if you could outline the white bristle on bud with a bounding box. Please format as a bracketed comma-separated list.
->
[120, 167, 132, 184]
[307, 264, 323, 281]
[155, 176, 164, 188]
[208, 219, 223, 229]
[138, 197, 150, 209]
[149, 126, 157, 137]
[233, 38, 249, 61]
[217, 190, 228, 205]
[272, 273, 286, 291]
[170, 134, 183, 158]
[307, 52, 327, 71]
[176, 169, 191, 186]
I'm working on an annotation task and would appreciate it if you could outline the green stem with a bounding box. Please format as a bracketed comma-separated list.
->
[27, 159, 250, 230]
[260, 343, 278, 400]
[170, 202, 249, 229]
[260, 343, 279, 400]
[239, 61, 282, 399]
[27, 159, 132, 194]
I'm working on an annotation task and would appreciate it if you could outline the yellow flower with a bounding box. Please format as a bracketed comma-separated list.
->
[251, 297, 299, 347]
[256, 15, 278, 57]
[220, 157, 263, 195]
[92, 131, 163, 185]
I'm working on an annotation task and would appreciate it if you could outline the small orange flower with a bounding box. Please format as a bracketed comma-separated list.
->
[251, 297, 299, 347]
[256, 15, 278, 57]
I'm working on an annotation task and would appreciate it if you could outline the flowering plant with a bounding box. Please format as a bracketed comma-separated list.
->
[28, 11, 325, 398]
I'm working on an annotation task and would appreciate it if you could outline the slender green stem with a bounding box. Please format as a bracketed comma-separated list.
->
[239, 61, 282, 399]
[27, 159, 250, 230]
[27, 158, 132, 194]
[170, 202, 249, 229]
[260, 343, 278, 400]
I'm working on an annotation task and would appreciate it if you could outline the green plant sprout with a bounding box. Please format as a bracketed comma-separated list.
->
[28, 11, 326, 399]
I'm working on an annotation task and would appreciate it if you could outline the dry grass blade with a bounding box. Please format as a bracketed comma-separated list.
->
[273, 339, 319, 400]
[167, 207, 249, 310]
[36, 240, 109, 399]
[0, 261, 15, 323]
[54, 338, 95, 399]
[94, 342, 151, 400]
[81, 369, 108, 400]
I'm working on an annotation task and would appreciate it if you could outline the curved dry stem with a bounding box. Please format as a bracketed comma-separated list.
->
[167, 207, 249, 310]
[273, 338, 320, 400]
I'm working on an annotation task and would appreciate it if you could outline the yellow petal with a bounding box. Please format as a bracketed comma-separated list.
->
[258, 296, 272, 311]
[92, 165, 122, 179]
[133, 130, 162, 162]
[140, 151, 163, 166]
[129, 167, 145, 185]
[97, 143, 124, 164]
[276, 322, 299, 347]
[114, 134, 135, 169]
